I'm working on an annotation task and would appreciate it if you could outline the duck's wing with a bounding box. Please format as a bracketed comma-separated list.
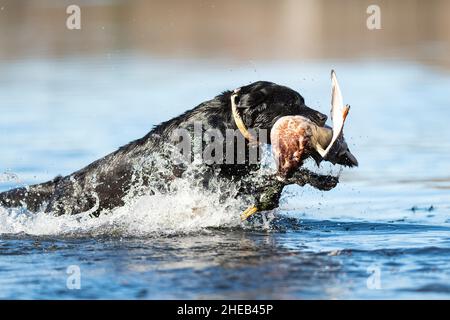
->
[317, 70, 350, 157]
[330, 69, 344, 122]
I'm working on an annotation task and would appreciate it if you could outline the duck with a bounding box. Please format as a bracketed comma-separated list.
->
[241, 70, 358, 221]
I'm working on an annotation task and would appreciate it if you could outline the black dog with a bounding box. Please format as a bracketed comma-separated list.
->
[0, 81, 337, 216]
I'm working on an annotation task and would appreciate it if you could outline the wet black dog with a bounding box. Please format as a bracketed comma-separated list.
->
[0, 81, 337, 216]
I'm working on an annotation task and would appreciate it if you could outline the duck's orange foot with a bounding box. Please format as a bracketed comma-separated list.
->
[240, 206, 259, 221]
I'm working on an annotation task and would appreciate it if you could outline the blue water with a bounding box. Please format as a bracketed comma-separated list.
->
[1, 56, 450, 299]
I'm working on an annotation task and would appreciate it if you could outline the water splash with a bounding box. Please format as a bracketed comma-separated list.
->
[0, 177, 245, 237]
[0, 146, 344, 237]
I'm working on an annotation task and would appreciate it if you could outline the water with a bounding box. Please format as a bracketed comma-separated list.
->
[0, 56, 450, 299]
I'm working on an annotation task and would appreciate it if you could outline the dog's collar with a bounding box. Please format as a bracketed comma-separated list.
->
[231, 89, 257, 144]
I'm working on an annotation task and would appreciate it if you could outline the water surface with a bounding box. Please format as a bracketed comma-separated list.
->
[1, 56, 450, 299]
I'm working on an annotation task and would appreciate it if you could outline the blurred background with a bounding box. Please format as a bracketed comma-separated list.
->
[0, 0, 449, 66]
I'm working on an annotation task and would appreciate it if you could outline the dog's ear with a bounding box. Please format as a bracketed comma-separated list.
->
[239, 91, 267, 109]
[234, 81, 275, 110]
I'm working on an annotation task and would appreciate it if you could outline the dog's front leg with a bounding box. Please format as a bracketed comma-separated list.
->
[286, 169, 339, 191]
[240, 169, 339, 220]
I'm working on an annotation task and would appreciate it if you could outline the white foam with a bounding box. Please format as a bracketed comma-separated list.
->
[0, 179, 245, 237]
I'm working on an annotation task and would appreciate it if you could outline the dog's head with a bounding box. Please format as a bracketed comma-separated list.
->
[230, 81, 327, 141]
